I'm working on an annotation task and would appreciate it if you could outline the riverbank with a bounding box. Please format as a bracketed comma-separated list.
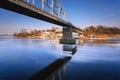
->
[86, 38, 115, 40]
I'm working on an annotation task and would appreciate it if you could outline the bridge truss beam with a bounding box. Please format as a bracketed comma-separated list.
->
[20, 0, 70, 22]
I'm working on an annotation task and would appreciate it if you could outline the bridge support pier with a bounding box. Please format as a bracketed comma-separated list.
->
[60, 27, 76, 44]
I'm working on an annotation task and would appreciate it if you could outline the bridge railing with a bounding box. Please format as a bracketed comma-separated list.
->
[16, 0, 71, 22]
[8, 0, 70, 25]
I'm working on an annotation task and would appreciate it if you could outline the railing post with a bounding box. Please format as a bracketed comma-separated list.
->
[42, 0, 44, 11]
[27, 0, 29, 3]
[58, 3, 60, 18]
[51, 0, 54, 15]
[32, 0, 34, 5]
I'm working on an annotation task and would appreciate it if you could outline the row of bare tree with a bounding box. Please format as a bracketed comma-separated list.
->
[84, 25, 120, 37]
[13, 27, 57, 38]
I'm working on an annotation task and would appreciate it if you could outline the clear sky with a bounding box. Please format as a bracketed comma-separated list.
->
[0, 0, 120, 34]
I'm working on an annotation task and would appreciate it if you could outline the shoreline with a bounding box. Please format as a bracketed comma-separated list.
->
[1, 35, 120, 40]
[85, 38, 115, 40]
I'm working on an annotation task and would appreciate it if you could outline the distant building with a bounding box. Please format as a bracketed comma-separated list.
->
[55, 28, 62, 39]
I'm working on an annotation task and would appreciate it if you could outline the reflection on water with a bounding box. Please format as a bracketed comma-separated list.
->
[77, 38, 120, 47]
[85, 38, 120, 45]
[0, 37, 120, 80]
[63, 44, 77, 55]
[64, 38, 120, 80]
[29, 44, 77, 80]
[78, 39, 85, 46]
[29, 56, 71, 80]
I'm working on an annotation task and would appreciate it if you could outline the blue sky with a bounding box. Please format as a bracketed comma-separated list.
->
[0, 0, 120, 34]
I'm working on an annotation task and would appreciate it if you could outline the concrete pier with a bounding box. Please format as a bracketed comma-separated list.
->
[60, 27, 76, 44]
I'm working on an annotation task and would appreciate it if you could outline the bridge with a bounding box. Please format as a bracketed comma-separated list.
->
[0, 0, 84, 44]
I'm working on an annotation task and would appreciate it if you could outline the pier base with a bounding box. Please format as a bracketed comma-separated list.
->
[60, 39, 76, 44]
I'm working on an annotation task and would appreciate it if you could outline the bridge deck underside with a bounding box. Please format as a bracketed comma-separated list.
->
[0, 0, 72, 27]
[0, 0, 84, 34]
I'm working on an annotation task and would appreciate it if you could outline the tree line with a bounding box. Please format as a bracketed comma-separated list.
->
[13, 25, 120, 38]
[84, 25, 120, 38]
[13, 27, 57, 38]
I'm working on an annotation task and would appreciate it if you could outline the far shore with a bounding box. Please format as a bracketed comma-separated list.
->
[85, 37, 120, 40]
[13, 36, 120, 40]
[0, 35, 120, 40]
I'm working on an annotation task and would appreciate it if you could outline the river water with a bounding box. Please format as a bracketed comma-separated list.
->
[0, 36, 120, 80]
